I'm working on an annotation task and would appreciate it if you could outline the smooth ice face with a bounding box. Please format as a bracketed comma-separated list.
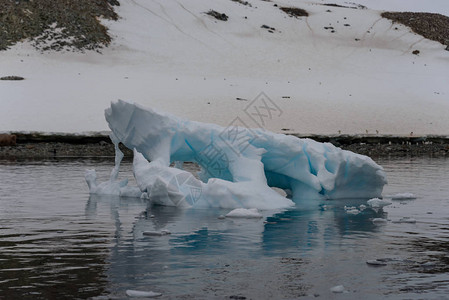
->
[86, 100, 387, 209]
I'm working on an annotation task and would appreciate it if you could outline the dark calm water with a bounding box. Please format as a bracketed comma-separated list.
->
[1, 157, 449, 299]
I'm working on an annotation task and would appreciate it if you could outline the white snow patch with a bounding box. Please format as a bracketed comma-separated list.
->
[330, 285, 345, 293]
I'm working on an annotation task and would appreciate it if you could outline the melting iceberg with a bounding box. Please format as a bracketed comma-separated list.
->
[86, 100, 387, 209]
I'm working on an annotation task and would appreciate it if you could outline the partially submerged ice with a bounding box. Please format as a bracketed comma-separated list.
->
[86, 100, 387, 210]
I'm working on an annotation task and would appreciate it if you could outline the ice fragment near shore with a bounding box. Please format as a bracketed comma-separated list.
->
[226, 208, 263, 218]
[86, 100, 386, 209]
[330, 285, 345, 293]
[391, 193, 416, 200]
[367, 198, 392, 209]
[125, 290, 162, 298]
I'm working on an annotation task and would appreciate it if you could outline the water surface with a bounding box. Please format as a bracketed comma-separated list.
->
[1, 157, 448, 299]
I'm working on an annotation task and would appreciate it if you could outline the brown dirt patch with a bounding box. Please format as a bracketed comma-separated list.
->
[381, 12, 449, 47]
[0, 0, 119, 52]
[280, 7, 309, 18]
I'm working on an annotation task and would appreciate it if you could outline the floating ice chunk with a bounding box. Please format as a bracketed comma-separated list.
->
[367, 198, 392, 209]
[86, 100, 387, 209]
[85, 169, 128, 196]
[125, 289, 162, 297]
[226, 208, 263, 218]
[330, 285, 345, 293]
[391, 193, 416, 200]
[393, 217, 417, 224]
[366, 259, 387, 266]
[359, 204, 367, 211]
[119, 186, 143, 198]
[346, 209, 360, 215]
[143, 230, 171, 236]
[85, 133, 144, 198]
[344, 206, 360, 215]
[372, 218, 388, 225]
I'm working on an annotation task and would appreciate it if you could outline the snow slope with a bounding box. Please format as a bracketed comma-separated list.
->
[1, 0, 449, 135]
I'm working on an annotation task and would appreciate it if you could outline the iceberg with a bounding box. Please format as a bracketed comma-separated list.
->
[86, 100, 387, 209]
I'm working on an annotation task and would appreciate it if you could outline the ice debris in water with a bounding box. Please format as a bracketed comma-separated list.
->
[366, 259, 388, 266]
[86, 100, 387, 210]
[367, 198, 392, 209]
[85, 133, 142, 197]
[391, 193, 416, 200]
[393, 217, 417, 224]
[344, 206, 360, 215]
[226, 208, 263, 218]
[143, 230, 171, 236]
[125, 290, 162, 297]
[372, 218, 388, 225]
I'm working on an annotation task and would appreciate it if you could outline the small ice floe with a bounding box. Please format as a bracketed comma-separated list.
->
[372, 218, 388, 225]
[217, 215, 226, 220]
[320, 204, 329, 211]
[392, 217, 416, 224]
[391, 193, 416, 200]
[126, 289, 162, 297]
[366, 259, 387, 266]
[367, 198, 392, 209]
[119, 186, 143, 198]
[226, 208, 263, 219]
[143, 230, 171, 236]
[344, 206, 360, 215]
[263, 221, 277, 224]
[330, 285, 345, 293]
[359, 204, 367, 211]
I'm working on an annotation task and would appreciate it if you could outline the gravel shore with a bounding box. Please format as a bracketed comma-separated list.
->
[1, 133, 448, 160]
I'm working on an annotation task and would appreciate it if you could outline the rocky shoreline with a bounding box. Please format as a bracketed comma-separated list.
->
[0, 133, 448, 160]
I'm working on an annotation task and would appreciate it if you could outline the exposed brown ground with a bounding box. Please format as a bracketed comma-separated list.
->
[382, 11, 449, 47]
[0, 0, 119, 51]
[0, 134, 447, 159]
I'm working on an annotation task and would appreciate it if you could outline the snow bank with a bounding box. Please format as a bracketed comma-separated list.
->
[85, 100, 387, 210]
[2, 0, 449, 135]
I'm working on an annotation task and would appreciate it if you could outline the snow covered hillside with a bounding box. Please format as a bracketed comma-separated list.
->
[1, 0, 449, 135]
